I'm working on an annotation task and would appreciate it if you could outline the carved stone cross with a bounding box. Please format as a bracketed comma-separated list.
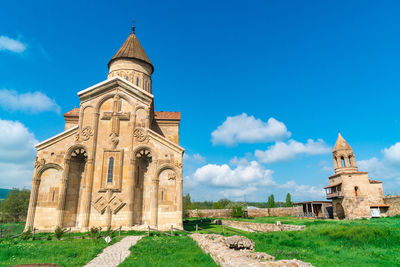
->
[92, 189, 125, 229]
[101, 95, 130, 136]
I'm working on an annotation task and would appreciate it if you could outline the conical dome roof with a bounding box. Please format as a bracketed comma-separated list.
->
[108, 28, 153, 73]
[333, 133, 353, 152]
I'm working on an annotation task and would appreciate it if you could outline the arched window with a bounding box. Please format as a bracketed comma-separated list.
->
[348, 156, 352, 167]
[341, 157, 346, 168]
[136, 77, 139, 86]
[126, 76, 129, 81]
[107, 157, 114, 183]
[354, 186, 359, 196]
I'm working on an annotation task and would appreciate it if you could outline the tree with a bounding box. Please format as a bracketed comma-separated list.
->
[285, 193, 293, 207]
[212, 198, 231, 209]
[0, 188, 30, 222]
[182, 193, 192, 217]
[266, 194, 275, 208]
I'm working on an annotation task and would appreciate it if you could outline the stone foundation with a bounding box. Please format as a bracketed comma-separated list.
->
[190, 234, 313, 267]
[221, 220, 306, 232]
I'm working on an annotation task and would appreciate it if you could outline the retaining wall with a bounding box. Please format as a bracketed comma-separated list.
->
[188, 206, 302, 218]
[384, 196, 400, 216]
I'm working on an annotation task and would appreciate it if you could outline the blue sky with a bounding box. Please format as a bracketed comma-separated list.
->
[2, 0, 400, 202]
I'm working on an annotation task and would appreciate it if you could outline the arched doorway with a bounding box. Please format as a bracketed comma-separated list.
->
[133, 148, 152, 225]
[335, 202, 345, 219]
[63, 147, 87, 227]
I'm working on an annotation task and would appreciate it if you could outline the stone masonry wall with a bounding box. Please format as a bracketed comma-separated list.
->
[188, 206, 302, 218]
[221, 220, 306, 232]
[384, 196, 400, 216]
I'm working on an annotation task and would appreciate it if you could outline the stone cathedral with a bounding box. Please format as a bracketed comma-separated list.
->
[25, 27, 184, 231]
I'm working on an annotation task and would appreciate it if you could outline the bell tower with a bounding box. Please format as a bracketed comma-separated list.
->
[107, 26, 154, 93]
[332, 133, 357, 173]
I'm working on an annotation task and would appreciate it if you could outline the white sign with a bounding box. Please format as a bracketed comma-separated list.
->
[276, 221, 281, 226]
[371, 208, 380, 218]
[105, 236, 112, 243]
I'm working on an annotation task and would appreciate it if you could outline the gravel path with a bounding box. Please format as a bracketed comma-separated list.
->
[84, 236, 143, 267]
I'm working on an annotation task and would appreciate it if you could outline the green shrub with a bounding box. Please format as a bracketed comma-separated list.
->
[89, 227, 99, 239]
[20, 228, 32, 240]
[54, 226, 65, 240]
[231, 206, 243, 218]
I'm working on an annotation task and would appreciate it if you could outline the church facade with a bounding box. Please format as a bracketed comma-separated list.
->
[25, 27, 184, 231]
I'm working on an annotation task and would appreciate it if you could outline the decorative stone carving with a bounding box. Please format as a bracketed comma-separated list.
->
[81, 126, 94, 141]
[133, 127, 149, 143]
[74, 133, 80, 143]
[109, 133, 119, 149]
[34, 157, 45, 169]
[175, 161, 183, 169]
[168, 173, 177, 180]
[92, 193, 125, 215]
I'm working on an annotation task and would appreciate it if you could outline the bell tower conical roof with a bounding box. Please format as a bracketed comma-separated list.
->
[107, 26, 154, 93]
[333, 132, 353, 152]
[108, 27, 154, 73]
[332, 133, 358, 172]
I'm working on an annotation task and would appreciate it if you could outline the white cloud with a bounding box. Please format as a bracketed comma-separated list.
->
[0, 36, 26, 53]
[0, 89, 61, 114]
[0, 119, 37, 188]
[279, 180, 325, 199]
[383, 142, 400, 163]
[255, 139, 331, 163]
[192, 153, 206, 163]
[190, 160, 274, 188]
[211, 114, 291, 146]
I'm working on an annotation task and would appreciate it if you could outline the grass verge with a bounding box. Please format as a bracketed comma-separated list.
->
[119, 235, 217, 267]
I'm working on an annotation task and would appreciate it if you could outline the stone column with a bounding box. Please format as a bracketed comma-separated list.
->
[105, 189, 113, 229]
[127, 158, 136, 226]
[81, 158, 94, 230]
[333, 157, 338, 169]
[150, 178, 159, 227]
[25, 173, 40, 231]
[56, 159, 70, 228]
[176, 178, 183, 227]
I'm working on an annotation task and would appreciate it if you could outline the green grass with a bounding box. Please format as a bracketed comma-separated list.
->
[0, 222, 25, 236]
[234, 216, 400, 267]
[184, 216, 400, 267]
[119, 235, 217, 267]
[0, 236, 121, 267]
[0, 226, 146, 267]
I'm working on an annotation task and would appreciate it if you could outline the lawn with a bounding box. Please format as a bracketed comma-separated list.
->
[0, 225, 145, 267]
[119, 234, 217, 267]
[0, 236, 120, 267]
[191, 216, 400, 267]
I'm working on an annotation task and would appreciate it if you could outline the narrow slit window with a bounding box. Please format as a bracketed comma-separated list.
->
[136, 77, 139, 86]
[161, 191, 164, 200]
[52, 190, 55, 202]
[136, 166, 140, 186]
[348, 156, 352, 166]
[107, 157, 114, 183]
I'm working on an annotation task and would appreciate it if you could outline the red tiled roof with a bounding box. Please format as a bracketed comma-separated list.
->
[324, 182, 342, 189]
[154, 111, 181, 120]
[64, 108, 80, 118]
[369, 179, 382, 184]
